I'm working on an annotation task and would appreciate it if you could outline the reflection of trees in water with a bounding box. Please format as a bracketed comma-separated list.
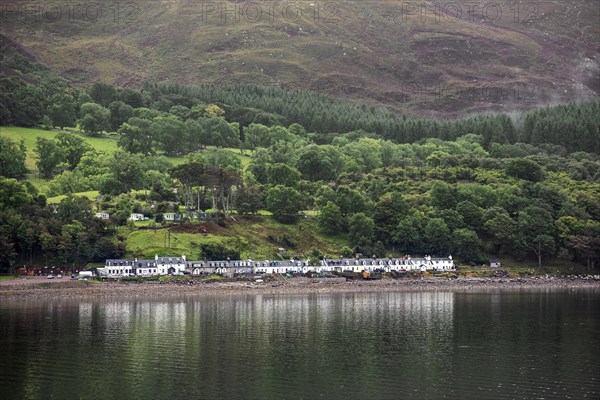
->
[4, 291, 599, 399]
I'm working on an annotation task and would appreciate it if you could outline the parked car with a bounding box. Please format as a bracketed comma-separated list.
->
[56, 274, 63, 279]
[47, 274, 54, 279]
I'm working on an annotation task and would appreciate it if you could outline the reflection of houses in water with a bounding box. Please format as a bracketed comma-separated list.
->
[76, 300, 189, 338]
[98, 255, 454, 278]
[231, 292, 456, 347]
[67, 292, 455, 382]
[338, 292, 454, 323]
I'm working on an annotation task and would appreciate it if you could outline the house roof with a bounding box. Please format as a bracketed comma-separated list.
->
[156, 257, 185, 264]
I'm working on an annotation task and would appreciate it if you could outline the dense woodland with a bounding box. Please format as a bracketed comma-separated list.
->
[1, 51, 599, 273]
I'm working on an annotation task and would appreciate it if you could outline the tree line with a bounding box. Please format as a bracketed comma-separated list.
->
[1, 63, 599, 154]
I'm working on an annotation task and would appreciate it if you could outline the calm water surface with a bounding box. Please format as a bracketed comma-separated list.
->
[1, 289, 598, 399]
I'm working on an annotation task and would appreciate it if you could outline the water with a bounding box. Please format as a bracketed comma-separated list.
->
[1, 289, 598, 399]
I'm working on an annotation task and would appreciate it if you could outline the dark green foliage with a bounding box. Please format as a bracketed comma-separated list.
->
[151, 115, 188, 155]
[394, 213, 425, 254]
[0, 136, 27, 179]
[348, 212, 375, 247]
[234, 185, 263, 215]
[117, 88, 145, 108]
[334, 185, 369, 218]
[148, 83, 597, 153]
[505, 158, 545, 181]
[318, 201, 342, 234]
[118, 118, 154, 155]
[522, 101, 600, 153]
[79, 102, 110, 135]
[54, 132, 91, 170]
[424, 218, 451, 255]
[88, 83, 116, 107]
[429, 183, 458, 210]
[265, 185, 304, 223]
[456, 201, 484, 229]
[266, 163, 301, 187]
[0, 177, 31, 211]
[0, 182, 118, 272]
[108, 151, 146, 193]
[46, 94, 76, 129]
[35, 137, 64, 179]
[200, 117, 240, 148]
[452, 228, 482, 262]
[484, 208, 517, 255]
[109, 101, 134, 131]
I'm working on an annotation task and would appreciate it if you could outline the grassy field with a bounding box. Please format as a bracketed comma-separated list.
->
[46, 191, 101, 204]
[1, 126, 119, 170]
[126, 229, 229, 259]
[1, 125, 249, 178]
[124, 216, 345, 261]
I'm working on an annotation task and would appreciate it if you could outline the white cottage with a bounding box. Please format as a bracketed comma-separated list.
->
[155, 254, 187, 275]
[95, 212, 110, 220]
[129, 213, 146, 221]
[98, 254, 187, 277]
[163, 213, 181, 221]
[321, 256, 454, 273]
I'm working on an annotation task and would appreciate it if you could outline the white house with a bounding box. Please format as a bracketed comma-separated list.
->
[155, 254, 187, 275]
[321, 256, 454, 273]
[95, 212, 110, 220]
[163, 213, 181, 221]
[252, 260, 311, 275]
[129, 213, 146, 221]
[98, 259, 137, 277]
[98, 254, 187, 277]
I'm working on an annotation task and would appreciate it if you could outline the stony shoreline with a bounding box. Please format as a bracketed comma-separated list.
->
[1, 276, 599, 300]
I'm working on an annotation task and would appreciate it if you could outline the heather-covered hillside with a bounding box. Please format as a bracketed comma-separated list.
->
[1, 0, 598, 116]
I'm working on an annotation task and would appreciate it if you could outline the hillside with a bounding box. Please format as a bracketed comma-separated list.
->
[125, 217, 345, 261]
[1, 0, 598, 117]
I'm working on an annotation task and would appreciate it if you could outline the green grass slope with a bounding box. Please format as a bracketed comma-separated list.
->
[0, 126, 119, 170]
[2, 1, 598, 116]
[125, 217, 345, 261]
[0, 125, 247, 179]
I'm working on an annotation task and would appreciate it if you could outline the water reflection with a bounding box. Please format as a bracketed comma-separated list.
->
[0, 290, 598, 400]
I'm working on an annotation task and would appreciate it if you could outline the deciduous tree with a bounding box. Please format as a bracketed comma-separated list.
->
[35, 137, 65, 178]
[265, 185, 304, 223]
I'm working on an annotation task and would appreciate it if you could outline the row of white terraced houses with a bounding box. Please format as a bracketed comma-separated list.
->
[98, 255, 455, 277]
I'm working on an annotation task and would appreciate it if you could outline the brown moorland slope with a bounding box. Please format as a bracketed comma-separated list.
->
[1, 0, 598, 116]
